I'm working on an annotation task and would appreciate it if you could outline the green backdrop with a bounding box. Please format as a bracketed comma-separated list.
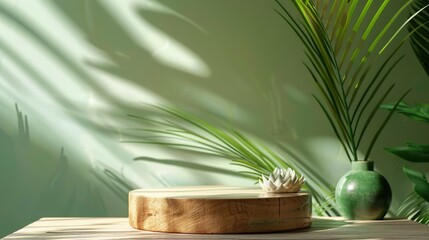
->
[0, 0, 428, 237]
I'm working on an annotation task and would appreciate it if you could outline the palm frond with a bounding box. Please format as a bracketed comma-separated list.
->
[275, 0, 426, 161]
[313, 190, 337, 216]
[127, 105, 284, 175]
[386, 143, 429, 163]
[397, 167, 429, 225]
[398, 191, 429, 225]
[381, 102, 429, 123]
[408, 0, 429, 76]
[126, 105, 339, 216]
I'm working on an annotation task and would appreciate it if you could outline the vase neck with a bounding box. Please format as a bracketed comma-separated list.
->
[351, 161, 374, 171]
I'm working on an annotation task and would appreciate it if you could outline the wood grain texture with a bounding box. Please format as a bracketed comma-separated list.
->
[128, 186, 312, 233]
[5, 217, 429, 239]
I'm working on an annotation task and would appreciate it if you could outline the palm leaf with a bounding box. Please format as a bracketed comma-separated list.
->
[386, 143, 429, 163]
[403, 166, 429, 202]
[126, 105, 339, 216]
[128, 105, 289, 174]
[275, 0, 426, 161]
[408, 0, 429, 77]
[381, 102, 429, 123]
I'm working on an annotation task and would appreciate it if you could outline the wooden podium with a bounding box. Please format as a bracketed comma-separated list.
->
[129, 186, 311, 233]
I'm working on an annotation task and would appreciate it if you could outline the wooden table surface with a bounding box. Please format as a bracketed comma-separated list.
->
[5, 217, 429, 239]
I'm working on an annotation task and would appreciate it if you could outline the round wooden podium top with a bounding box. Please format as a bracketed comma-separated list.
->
[130, 185, 309, 199]
[129, 186, 312, 234]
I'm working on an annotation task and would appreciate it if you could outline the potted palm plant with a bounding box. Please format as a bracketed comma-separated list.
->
[275, 0, 427, 219]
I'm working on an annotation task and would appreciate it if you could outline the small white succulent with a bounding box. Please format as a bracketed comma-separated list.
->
[259, 167, 306, 193]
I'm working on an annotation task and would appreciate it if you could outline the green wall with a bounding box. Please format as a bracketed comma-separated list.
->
[0, 0, 428, 237]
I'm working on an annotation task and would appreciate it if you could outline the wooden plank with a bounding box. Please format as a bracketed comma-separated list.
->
[5, 217, 429, 239]
[129, 186, 312, 233]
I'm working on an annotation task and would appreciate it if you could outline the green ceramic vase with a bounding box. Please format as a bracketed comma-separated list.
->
[335, 161, 391, 220]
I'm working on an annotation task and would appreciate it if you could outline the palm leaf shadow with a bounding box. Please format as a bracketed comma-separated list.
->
[0, 2, 138, 112]
[0, 3, 143, 139]
[50, 0, 210, 97]
[92, 162, 136, 204]
[35, 147, 108, 217]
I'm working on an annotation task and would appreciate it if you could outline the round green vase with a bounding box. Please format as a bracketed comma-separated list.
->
[335, 161, 391, 220]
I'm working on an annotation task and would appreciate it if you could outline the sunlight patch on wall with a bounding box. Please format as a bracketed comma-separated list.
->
[283, 85, 309, 104]
[89, 68, 163, 107]
[183, 85, 253, 124]
[4, 0, 117, 71]
[81, 132, 134, 172]
[102, 0, 211, 78]
[0, 4, 89, 108]
[305, 137, 347, 160]
[305, 136, 353, 179]
[0, 51, 52, 106]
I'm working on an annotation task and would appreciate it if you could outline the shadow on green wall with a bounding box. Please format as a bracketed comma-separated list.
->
[0, 105, 128, 237]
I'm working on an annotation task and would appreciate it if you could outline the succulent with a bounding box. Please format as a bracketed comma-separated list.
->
[259, 168, 306, 193]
